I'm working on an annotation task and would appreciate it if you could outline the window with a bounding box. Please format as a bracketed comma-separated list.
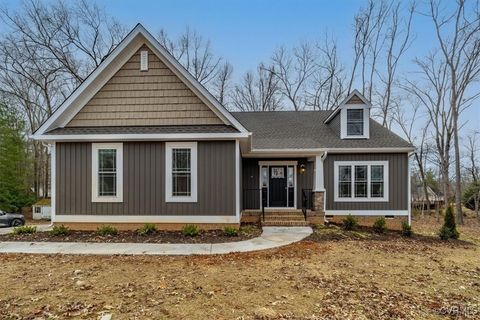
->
[166, 142, 197, 202]
[140, 50, 148, 71]
[92, 143, 123, 202]
[35, 206, 41, 214]
[334, 161, 388, 202]
[287, 167, 294, 187]
[261, 166, 268, 187]
[347, 109, 364, 136]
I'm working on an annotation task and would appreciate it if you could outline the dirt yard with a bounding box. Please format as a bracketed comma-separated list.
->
[0, 214, 479, 319]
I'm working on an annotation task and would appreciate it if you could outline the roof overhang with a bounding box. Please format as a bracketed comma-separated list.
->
[242, 146, 415, 157]
[32, 23, 248, 140]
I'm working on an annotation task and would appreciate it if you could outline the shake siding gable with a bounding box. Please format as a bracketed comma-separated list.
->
[66, 45, 223, 127]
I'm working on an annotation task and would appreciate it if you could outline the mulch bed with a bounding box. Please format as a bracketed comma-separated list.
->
[0, 226, 262, 244]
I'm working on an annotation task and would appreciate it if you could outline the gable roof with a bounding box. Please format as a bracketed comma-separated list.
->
[324, 89, 371, 124]
[232, 111, 414, 151]
[32, 24, 248, 139]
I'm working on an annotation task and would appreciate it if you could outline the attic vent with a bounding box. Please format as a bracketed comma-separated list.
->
[140, 50, 148, 71]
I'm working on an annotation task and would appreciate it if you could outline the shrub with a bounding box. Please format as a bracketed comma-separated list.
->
[12, 225, 37, 235]
[342, 215, 358, 231]
[49, 225, 70, 236]
[373, 217, 387, 233]
[137, 223, 157, 235]
[223, 226, 238, 237]
[96, 225, 118, 236]
[182, 224, 200, 237]
[401, 221, 412, 237]
[439, 206, 459, 240]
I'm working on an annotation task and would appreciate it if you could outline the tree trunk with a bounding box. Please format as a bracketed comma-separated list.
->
[452, 107, 463, 224]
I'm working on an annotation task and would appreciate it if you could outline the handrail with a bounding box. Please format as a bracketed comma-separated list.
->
[243, 188, 268, 222]
[301, 189, 312, 221]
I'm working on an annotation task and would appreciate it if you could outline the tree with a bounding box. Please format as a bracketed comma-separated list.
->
[0, 102, 34, 212]
[439, 205, 460, 239]
[428, 0, 480, 224]
[463, 131, 480, 218]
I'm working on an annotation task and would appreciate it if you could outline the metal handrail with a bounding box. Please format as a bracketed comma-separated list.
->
[243, 188, 267, 222]
[302, 188, 312, 221]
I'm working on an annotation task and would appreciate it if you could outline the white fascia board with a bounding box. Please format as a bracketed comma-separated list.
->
[243, 147, 414, 157]
[54, 215, 240, 224]
[34, 24, 249, 135]
[325, 210, 408, 216]
[31, 132, 250, 142]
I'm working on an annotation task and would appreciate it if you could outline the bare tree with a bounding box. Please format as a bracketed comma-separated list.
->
[428, 0, 480, 224]
[212, 62, 233, 106]
[402, 51, 453, 211]
[465, 131, 480, 218]
[231, 63, 282, 111]
[269, 43, 317, 110]
[158, 27, 222, 86]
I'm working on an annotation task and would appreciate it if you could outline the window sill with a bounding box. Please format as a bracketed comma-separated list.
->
[166, 196, 197, 203]
[92, 196, 123, 203]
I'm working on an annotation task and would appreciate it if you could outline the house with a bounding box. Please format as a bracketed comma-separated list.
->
[32, 24, 414, 230]
[32, 198, 51, 220]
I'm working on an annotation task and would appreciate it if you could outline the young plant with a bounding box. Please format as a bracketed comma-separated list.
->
[12, 225, 37, 235]
[342, 215, 358, 231]
[401, 221, 412, 237]
[138, 223, 157, 235]
[49, 225, 70, 236]
[373, 217, 387, 233]
[182, 224, 200, 237]
[439, 206, 459, 240]
[223, 226, 238, 237]
[96, 225, 118, 236]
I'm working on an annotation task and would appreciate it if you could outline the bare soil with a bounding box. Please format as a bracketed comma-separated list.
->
[0, 214, 479, 319]
[0, 225, 261, 244]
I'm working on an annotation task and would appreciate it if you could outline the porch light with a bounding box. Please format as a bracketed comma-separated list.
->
[300, 164, 306, 174]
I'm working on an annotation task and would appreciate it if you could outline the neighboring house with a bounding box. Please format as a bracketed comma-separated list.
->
[412, 184, 444, 210]
[32, 198, 51, 220]
[32, 24, 414, 230]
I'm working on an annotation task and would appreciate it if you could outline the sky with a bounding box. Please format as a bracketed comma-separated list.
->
[2, 0, 479, 133]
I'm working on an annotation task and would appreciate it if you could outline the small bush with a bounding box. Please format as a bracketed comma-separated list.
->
[49, 225, 70, 236]
[342, 215, 358, 231]
[182, 224, 200, 237]
[137, 223, 157, 235]
[96, 225, 118, 236]
[224, 226, 238, 237]
[401, 221, 412, 237]
[439, 206, 459, 240]
[12, 225, 37, 235]
[373, 217, 387, 233]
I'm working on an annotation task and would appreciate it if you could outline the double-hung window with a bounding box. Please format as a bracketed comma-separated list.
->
[92, 143, 123, 202]
[334, 161, 388, 202]
[166, 142, 197, 202]
[346, 109, 364, 136]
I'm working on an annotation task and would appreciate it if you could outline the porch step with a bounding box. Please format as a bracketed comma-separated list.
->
[262, 220, 309, 226]
[262, 210, 308, 226]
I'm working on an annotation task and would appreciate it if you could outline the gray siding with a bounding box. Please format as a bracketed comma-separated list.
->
[56, 141, 236, 216]
[241, 158, 314, 209]
[324, 153, 408, 211]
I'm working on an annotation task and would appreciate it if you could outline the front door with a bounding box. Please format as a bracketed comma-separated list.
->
[269, 166, 287, 207]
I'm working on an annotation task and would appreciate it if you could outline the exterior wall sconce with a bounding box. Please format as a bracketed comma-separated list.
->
[299, 164, 306, 174]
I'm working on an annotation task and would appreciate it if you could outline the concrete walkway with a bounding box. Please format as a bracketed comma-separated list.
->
[0, 227, 312, 256]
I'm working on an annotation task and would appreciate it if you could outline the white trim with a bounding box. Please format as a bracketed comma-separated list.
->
[50, 143, 56, 223]
[324, 89, 372, 123]
[325, 210, 408, 216]
[408, 152, 413, 225]
[32, 132, 250, 141]
[333, 161, 389, 202]
[235, 139, 240, 220]
[340, 105, 370, 139]
[54, 215, 239, 224]
[165, 142, 198, 203]
[92, 143, 123, 202]
[244, 147, 414, 157]
[313, 154, 325, 192]
[258, 160, 298, 166]
[32, 24, 248, 137]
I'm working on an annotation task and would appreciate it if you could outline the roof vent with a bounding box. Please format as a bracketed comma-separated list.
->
[140, 50, 148, 71]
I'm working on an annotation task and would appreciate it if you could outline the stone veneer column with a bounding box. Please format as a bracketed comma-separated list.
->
[312, 191, 325, 212]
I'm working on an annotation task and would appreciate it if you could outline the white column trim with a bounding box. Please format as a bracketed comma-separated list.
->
[50, 142, 56, 223]
[235, 139, 240, 221]
[314, 154, 326, 192]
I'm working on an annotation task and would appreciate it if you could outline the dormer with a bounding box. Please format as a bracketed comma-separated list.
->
[324, 89, 371, 139]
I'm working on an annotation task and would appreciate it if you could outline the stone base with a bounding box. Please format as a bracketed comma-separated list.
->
[325, 215, 408, 230]
[312, 191, 325, 213]
[54, 222, 240, 231]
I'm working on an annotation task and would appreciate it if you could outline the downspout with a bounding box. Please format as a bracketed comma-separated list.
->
[321, 151, 329, 224]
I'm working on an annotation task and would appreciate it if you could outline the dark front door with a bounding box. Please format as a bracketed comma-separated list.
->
[269, 166, 287, 207]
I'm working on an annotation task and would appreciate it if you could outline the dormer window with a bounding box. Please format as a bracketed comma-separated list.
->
[346, 109, 364, 136]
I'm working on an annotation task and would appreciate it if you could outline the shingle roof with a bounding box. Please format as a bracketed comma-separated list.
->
[45, 125, 239, 135]
[231, 111, 413, 150]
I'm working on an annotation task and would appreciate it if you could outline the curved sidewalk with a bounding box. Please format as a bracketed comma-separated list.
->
[0, 227, 312, 256]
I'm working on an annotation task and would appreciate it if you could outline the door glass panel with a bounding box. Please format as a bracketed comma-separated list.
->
[287, 166, 294, 187]
[261, 166, 268, 187]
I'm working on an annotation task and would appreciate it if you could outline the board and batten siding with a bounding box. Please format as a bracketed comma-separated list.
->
[66, 44, 223, 127]
[324, 153, 409, 211]
[56, 141, 236, 216]
[241, 158, 314, 210]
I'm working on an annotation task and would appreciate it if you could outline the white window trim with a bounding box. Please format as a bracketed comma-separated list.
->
[334, 160, 388, 202]
[340, 104, 370, 139]
[165, 142, 198, 203]
[92, 143, 123, 203]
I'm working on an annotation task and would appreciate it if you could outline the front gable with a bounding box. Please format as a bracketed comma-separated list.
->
[32, 24, 248, 139]
[67, 45, 223, 127]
